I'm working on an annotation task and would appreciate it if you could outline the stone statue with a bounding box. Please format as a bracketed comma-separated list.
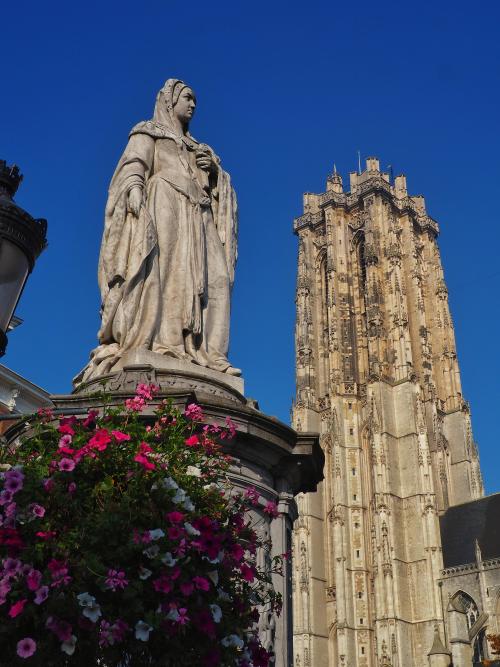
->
[76, 79, 240, 385]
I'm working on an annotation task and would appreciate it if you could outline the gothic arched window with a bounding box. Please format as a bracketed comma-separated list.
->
[455, 592, 479, 630]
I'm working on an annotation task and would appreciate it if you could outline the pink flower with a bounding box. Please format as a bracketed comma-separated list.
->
[43, 478, 55, 493]
[125, 396, 146, 412]
[240, 564, 256, 582]
[224, 416, 237, 439]
[177, 607, 190, 625]
[26, 569, 42, 591]
[153, 575, 172, 594]
[263, 500, 279, 518]
[166, 511, 185, 524]
[58, 458, 75, 472]
[83, 409, 99, 428]
[136, 383, 160, 400]
[134, 442, 155, 471]
[88, 429, 112, 451]
[230, 543, 245, 562]
[37, 407, 54, 421]
[58, 423, 75, 436]
[16, 637, 36, 658]
[30, 503, 45, 518]
[105, 569, 128, 591]
[8, 598, 27, 618]
[48, 559, 71, 588]
[184, 403, 204, 421]
[192, 576, 210, 591]
[36, 530, 56, 541]
[185, 435, 200, 447]
[112, 430, 131, 442]
[58, 434, 73, 448]
[68, 482, 77, 494]
[180, 581, 194, 596]
[245, 486, 260, 505]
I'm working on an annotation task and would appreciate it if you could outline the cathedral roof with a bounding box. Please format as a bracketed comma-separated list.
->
[440, 493, 500, 568]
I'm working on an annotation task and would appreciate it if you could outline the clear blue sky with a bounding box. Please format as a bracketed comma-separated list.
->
[2, 0, 499, 492]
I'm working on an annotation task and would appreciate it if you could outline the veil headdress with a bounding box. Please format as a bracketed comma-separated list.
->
[153, 79, 195, 139]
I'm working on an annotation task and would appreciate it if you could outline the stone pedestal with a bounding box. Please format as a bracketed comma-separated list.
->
[45, 358, 324, 667]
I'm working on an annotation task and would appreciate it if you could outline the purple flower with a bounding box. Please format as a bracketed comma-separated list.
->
[16, 637, 36, 658]
[4, 477, 22, 494]
[58, 458, 75, 472]
[2, 558, 21, 578]
[0, 490, 13, 506]
[34, 585, 49, 605]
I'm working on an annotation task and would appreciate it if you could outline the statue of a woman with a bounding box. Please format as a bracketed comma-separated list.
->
[76, 79, 240, 385]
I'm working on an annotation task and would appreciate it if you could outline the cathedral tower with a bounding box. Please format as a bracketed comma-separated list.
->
[292, 159, 484, 667]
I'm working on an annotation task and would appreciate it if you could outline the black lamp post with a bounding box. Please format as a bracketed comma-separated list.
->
[0, 160, 47, 357]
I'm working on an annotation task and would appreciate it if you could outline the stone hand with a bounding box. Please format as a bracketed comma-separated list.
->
[128, 186, 142, 217]
[195, 151, 214, 173]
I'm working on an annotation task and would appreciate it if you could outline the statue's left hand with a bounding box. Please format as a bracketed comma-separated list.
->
[195, 150, 215, 173]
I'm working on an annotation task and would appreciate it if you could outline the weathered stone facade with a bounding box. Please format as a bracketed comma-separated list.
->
[291, 158, 495, 666]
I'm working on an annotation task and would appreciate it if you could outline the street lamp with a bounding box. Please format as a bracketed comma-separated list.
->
[0, 160, 47, 357]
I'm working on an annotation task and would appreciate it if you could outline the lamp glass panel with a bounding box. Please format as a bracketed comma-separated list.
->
[0, 239, 29, 331]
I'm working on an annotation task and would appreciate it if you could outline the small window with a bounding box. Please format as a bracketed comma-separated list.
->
[356, 550, 360, 558]
[360, 618, 364, 624]
[349, 428, 354, 435]
[361, 647, 365, 655]
[348, 403, 352, 410]
[352, 468, 356, 476]
[358, 592, 362, 598]
[353, 494, 357, 501]
[354, 522, 360, 529]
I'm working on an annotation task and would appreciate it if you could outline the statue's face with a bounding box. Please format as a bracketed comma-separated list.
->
[173, 87, 196, 126]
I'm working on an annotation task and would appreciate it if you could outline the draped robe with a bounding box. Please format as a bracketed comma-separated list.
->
[75, 90, 238, 385]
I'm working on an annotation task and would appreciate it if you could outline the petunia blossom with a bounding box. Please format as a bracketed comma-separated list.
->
[8, 598, 27, 618]
[135, 620, 153, 641]
[58, 458, 75, 472]
[16, 638, 36, 659]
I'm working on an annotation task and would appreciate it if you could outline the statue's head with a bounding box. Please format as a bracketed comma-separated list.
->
[154, 79, 196, 131]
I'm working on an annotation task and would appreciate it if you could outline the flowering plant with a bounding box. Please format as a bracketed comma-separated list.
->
[0, 385, 282, 665]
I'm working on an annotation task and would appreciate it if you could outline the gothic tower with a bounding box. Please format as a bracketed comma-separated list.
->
[292, 158, 484, 667]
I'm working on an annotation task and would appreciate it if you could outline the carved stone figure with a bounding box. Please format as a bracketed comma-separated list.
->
[76, 79, 240, 385]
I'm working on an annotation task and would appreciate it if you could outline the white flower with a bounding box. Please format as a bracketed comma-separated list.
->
[61, 635, 77, 655]
[138, 567, 152, 580]
[149, 529, 165, 541]
[82, 601, 102, 623]
[186, 465, 201, 477]
[172, 488, 186, 504]
[77, 592, 95, 607]
[161, 552, 177, 567]
[166, 607, 180, 621]
[207, 570, 219, 586]
[77, 593, 102, 622]
[183, 497, 195, 511]
[143, 544, 160, 559]
[221, 634, 244, 649]
[184, 522, 200, 536]
[210, 604, 222, 623]
[162, 477, 178, 491]
[135, 620, 153, 641]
